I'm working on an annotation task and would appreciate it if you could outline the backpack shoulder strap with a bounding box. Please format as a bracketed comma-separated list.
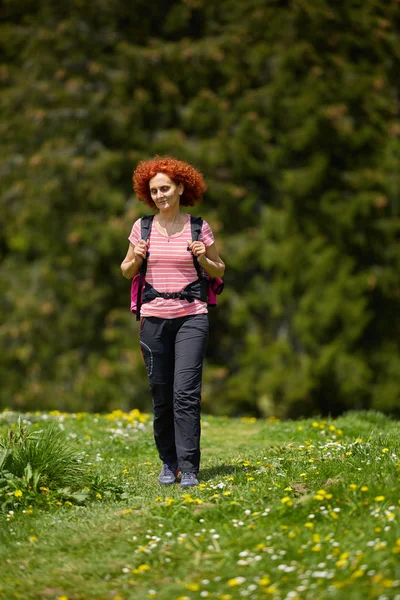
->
[190, 215, 203, 242]
[140, 215, 154, 242]
[135, 215, 154, 320]
[190, 215, 203, 279]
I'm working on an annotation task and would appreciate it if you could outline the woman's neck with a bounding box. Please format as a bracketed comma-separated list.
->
[156, 208, 182, 224]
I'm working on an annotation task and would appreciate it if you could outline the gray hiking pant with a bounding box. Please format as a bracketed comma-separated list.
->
[139, 314, 209, 473]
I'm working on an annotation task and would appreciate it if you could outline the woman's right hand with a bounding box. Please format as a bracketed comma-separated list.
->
[133, 239, 148, 263]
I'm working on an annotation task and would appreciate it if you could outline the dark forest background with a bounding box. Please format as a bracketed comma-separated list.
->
[1, 0, 399, 418]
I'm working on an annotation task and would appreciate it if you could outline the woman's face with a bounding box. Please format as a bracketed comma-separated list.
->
[149, 172, 183, 212]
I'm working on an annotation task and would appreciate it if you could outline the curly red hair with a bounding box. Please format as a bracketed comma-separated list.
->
[132, 156, 207, 208]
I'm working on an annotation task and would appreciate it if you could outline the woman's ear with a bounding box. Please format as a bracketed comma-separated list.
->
[178, 183, 184, 196]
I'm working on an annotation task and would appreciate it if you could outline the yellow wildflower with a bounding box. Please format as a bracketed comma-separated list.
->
[14, 490, 23, 498]
[351, 570, 365, 579]
[182, 494, 194, 503]
[227, 577, 245, 587]
[265, 586, 278, 594]
[132, 564, 150, 574]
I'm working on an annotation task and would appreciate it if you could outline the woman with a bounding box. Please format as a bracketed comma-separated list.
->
[121, 156, 225, 488]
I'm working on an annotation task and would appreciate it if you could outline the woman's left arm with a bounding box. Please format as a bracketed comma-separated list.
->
[188, 240, 225, 279]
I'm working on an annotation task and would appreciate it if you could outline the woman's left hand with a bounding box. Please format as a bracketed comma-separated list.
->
[187, 240, 206, 265]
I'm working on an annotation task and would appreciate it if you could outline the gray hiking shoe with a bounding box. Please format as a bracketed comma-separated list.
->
[180, 472, 199, 488]
[158, 463, 178, 485]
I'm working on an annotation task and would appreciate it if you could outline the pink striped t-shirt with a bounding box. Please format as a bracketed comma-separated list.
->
[129, 214, 215, 318]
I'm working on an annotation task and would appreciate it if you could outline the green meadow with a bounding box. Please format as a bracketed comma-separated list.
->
[0, 409, 399, 600]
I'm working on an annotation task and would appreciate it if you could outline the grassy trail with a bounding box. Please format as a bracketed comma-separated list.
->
[0, 410, 399, 600]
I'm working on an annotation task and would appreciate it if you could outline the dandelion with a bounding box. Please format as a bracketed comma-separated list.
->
[186, 583, 200, 591]
[392, 539, 400, 554]
[132, 564, 150, 574]
[265, 585, 278, 594]
[14, 490, 23, 498]
[227, 577, 246, 587]
[182, 494, 194, 504]
[351, 570, 365, 579]
[281, 496, 293, 506]
[375, 496, 385, 502]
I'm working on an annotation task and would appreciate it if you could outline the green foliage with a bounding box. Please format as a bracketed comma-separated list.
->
[0, 0, 399, 417]
[0, 417, 124, 511]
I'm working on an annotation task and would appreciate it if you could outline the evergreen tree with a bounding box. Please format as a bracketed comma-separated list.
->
[0, 0, 399, 416]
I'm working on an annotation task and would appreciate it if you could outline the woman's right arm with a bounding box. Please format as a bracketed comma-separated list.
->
[120, 241, 148, 279]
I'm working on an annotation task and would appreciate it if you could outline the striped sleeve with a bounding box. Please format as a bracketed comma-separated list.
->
[128, 219, 141, 246]
[200, 219, 215, 247]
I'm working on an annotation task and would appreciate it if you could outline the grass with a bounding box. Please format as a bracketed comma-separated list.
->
[0, 408, 399, 600]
